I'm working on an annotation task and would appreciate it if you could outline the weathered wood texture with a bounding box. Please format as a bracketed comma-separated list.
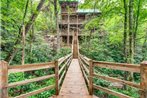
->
[55, 61, 59, 95]
[79, 54, 146, 98]
[8, 62, 55, 73]
[8, 74, 55, 88]
[89, 60, 93, 95]
[73, 32, 78, 58]
[93, 84, 131, 98]
[59, 59, 89, 96]
[79, 57, 89, 84]
[15, 85, 54, 98]
[140, 61, 147, 98]
[0, 61, 8, 98]
[93, 61, 140, 73]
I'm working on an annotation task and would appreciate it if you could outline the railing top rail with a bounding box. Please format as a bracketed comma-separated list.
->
[93, 61, 140, 67]
[8, 62, 55, 73]
[58, 53, 72, 65]
[79, 54, 91, 61]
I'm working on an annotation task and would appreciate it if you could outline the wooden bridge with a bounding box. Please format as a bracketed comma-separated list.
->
[0, 33, 147, 98]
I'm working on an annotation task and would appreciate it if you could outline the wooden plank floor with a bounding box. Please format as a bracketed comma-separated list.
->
[52, 59, 98, 98]
[60, 59, 89, 96]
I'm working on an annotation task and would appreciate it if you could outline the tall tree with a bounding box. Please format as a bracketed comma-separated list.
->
[134, 0, 141, 49]
[128, 0, 134, 63]
[123, 0, 128, 62]
[54, 0, 60, 51]
[6, 0, 46, 64]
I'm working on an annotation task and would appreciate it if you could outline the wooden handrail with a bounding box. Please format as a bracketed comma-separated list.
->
[140, 61, 147, 98]
[80, 55, 90, 65]
[57, 54, 72, 93]
[8, 74, 55, 88]
[93, 84, 131, 98]
[78, 54, 147, 98]
[94, 61, 140, 73]
[58, 53, 72, 66]
[59, 56, 72, 75]
[8, 62, 55, 73]
[15, 85, 55, 98]
[59, 70, 66, 85]
[79, 57, 89, 74]
[79, 57, 89, 84]
[93, 73, 140, 89]
[0, 53, 72, 98]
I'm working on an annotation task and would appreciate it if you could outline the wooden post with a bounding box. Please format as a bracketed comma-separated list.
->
[0, 61, 8, 98]
[140, 61, 147, 98]
[89, 60, 93, 95]
[55, 61, 59, 95]
[67, 9, 70, 46]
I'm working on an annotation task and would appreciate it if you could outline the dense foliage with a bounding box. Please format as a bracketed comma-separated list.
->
[79, 0, 147, 98]
[1, 0, 70, 97]
[1, 0, 147, 97]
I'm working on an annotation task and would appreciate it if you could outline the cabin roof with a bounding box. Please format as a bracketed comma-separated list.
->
[59, 0, 79, 3]
[77, 9, 101, 14]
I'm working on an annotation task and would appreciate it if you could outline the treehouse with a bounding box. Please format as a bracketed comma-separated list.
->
[59, 0, 101, 46]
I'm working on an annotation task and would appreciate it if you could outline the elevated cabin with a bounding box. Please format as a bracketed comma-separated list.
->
[59, 0, 101, 46]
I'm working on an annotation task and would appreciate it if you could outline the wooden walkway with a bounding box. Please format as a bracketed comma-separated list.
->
[53, 59, 97, 98]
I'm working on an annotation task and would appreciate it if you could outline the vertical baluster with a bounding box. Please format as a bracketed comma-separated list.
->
[55, 61, 59, 95]
[140, 61, 147, 98]
[0, 61, 8, 98]
[89, 60, 93, 95]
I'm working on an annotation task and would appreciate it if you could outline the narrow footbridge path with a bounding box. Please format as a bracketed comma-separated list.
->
[60, 59, 89, 96]
[0, 32, 147, 98]
[53, 59, 97, 98]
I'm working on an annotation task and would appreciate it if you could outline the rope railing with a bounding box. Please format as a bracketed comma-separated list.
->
[78, 54, 147, 98]
[0, 53, 72, 98]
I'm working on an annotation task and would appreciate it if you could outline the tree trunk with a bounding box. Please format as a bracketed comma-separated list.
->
[134, 0, 141, 50]
[128, 0, 134, 81]
[123, 0, 128, 63]
[129, 0, 134, 64]
[54, 0, 60, 51]
[6, 0, 45, 63]
[21, 25, 25, 65]
[67, 9, 70, 46]
[141, 31, 147, 61]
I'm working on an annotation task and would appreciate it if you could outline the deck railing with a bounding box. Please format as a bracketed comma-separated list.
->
[79, 54, 147, 98]
[0, 54, 72, 98]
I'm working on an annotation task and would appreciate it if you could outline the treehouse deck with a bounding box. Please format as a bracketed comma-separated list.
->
[52, 59, 97, 98]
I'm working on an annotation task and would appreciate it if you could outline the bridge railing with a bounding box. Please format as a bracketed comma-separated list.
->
[0, 53, 72, 98]
[78, 54, 147, 98]
[57, 53, 72, 94]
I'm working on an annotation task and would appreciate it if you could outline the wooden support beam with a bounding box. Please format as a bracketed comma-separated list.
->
[89, 60, 93, 95]
[93, 84, 131, 98]
[15, 85, 54, 98]
[140, 61, 147, 98]
[59, 70, 66, 86]
[8, 62, 54, 73]
[55, 61, 59, 95]
[79, 57, 89, 84]
[93, 73, 140, 88]
[94, 61, 140, 73]
[79, 54, 89, 65]
[8, 74, 55, 88]
[0, 61, 8, 98]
